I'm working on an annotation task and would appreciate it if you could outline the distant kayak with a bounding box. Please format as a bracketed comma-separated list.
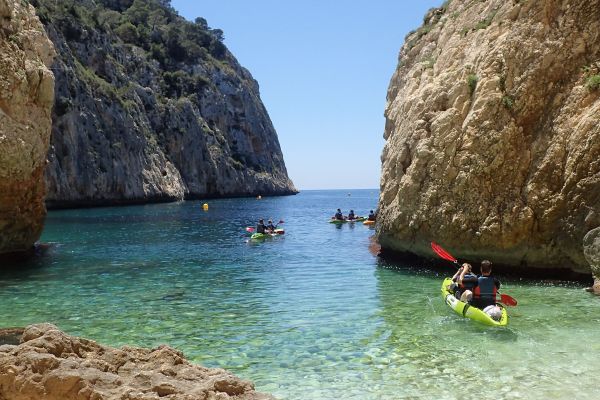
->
[329, 217, 366, 224]
[441, 278, 508, 327]
[363, 220, 375, 225]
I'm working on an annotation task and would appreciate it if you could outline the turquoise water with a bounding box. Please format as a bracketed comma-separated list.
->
[1, 189, 599, 399]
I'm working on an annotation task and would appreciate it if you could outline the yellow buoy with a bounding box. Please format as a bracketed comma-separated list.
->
[202, 203, 209, 211]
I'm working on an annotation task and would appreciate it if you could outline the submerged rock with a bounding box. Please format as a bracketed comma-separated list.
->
[378, 0, 600, 274]
[0, 0, 55, 257]
[0, 323, 274, 400]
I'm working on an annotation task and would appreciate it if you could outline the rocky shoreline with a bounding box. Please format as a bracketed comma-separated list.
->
[0, 324, 274, 400]
[45, 190, 298, 210]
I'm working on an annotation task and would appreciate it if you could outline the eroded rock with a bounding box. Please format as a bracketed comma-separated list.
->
[0, 0, 55, 257]
[378, 0, 600, 274]
[0, 324, 274, 400]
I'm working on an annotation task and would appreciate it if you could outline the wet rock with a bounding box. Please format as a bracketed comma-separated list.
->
[583, 228, 600, 294]
[0, 324, 274, 400]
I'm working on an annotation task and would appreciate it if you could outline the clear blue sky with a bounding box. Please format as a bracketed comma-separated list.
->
[171, 0, 442, 190]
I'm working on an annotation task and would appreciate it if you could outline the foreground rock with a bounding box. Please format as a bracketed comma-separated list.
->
[0, 0, 55, 257]
[0, 324, 273, 400]
[378, 0, 600, 274]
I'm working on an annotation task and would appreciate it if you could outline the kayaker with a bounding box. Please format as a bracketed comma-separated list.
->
[256, 219, 267, 234]
[348, 210, 356, 220]
[451, 263, 478, 302]
[334, 209, 344, 220]
[367, 210, 376, 221]
[266, 219, 276, 233]
[471, 260, 501, 310]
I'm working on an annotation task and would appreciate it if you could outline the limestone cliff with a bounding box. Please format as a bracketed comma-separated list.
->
[0, 324, 273, 400]
[379, 0, 600, 274]
[0, 0, 54, 256]
[31, 0, 295, 208]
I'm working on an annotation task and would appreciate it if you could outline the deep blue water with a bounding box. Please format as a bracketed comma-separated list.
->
[1, 190, 599, 400]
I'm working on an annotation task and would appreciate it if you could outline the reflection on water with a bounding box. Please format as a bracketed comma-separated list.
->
[1, 190, 599, 399]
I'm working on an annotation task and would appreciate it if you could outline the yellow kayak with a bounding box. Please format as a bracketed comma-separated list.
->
[441, 278, 508, 327]
[363, 220, 375, 225]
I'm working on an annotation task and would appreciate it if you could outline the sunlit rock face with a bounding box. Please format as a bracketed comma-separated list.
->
[33, 0, 296, 208]
[0, 0, 55, 257]
[378, 0, 600, 274]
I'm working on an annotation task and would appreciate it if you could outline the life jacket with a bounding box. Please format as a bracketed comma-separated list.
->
[473, 275, 497, 305]
[368, 213, 376, 221]
[459, 273, 478, 290]
[335, 212, 343, 220]
[257, 223, 266, 234]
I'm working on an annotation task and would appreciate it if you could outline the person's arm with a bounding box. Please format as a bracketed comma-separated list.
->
[495, 278, 501, 289]
[457, 268, 468, 284]
[452, 266, 463, 281]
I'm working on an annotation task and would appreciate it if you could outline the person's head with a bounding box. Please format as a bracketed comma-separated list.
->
[259, 219, 264, 223]
[268, 219, 272, 223]
[337, 208, 341, 212]
[462, 263, 472, 273]
[481, 260, 492, 275]
[350, 209, 354, 213]
[370, 210, 374, 213]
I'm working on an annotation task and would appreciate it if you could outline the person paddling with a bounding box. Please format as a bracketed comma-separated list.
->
[367, 210, 376, 221]
[334, 209, 344, 220]
[471, 260, 501, 310]
[256, 219, 267, 234]
[451, 263, 478, 303]
[348, 210, 356, 220]
[266, 219, 276, 233]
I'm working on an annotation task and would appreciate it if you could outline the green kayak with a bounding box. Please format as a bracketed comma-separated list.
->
[329, 217, 366, 224]
[441, 278, 508, 327]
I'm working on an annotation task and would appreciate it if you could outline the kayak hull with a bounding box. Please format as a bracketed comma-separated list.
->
[441, 278, 508, 327]
[329, 217, 366, 223]
[363, 220, 375, 225]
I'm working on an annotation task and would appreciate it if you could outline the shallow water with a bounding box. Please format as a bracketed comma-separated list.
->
[1, 190, 599, 400]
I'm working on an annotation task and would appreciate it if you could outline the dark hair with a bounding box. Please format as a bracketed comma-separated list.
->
[481, 260, 492, 273]
[259, 219, 264, 222]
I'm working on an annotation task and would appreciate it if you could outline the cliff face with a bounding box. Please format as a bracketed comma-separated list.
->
[0, 324, 273, 400]
[0, 0, 54, 256]
[32, 0, 295, 208]
[379, 0, 600, 273]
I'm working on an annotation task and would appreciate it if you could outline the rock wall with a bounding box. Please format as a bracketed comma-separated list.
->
[0, 324, 273, 400]
[32, 0, 295, 208]
[583, 228, 600, 292]
[379, 0, 600, 273]
[0, 0, 54, 256]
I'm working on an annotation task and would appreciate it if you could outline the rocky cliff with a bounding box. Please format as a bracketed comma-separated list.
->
[31, 0, 295, 208]
[378, 0, 600, 274]
[0, 0, 54, 257]
[0, 324, 273, 399]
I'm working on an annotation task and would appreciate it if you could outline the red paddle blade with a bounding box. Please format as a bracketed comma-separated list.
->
[431, 242, 457, 263]
[245, 227, 255, 232]
[500, 293, 517, 306]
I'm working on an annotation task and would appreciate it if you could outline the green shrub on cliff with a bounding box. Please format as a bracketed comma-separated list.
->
[467, 74, 478, 95]
[587, 75, 600, 90]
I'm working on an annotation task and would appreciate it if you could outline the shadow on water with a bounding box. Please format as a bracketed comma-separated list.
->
[0, 243, 57, 281]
